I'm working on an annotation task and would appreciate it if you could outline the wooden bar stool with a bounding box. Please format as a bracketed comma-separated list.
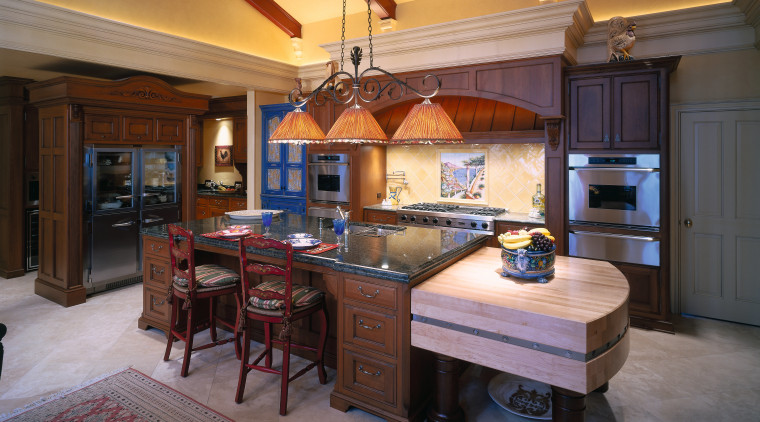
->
[236, 236, 328, 416]
[164, 224, 242, 377]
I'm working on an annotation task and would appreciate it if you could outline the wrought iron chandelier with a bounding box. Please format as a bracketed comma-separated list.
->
[268, 0, 464, 145]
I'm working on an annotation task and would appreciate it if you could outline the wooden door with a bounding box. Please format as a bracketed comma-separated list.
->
[679, 108, 760, 326]
[613, 73, 659, 149]
[568, 77, 610, 150]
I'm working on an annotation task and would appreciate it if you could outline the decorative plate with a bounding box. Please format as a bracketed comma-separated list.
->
[219, 229, 252, 238]
[227, 225, 250, 230]
[225, 210, 283, 220]
[287, 233, 313, 239]
[487, 374, 552, 420]
[287, 238, 322, 250]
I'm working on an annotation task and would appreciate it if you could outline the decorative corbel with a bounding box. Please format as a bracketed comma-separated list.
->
[540, 116, 564, 151]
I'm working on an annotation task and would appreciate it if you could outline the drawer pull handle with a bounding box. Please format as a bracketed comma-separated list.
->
[151, 297, 167, 306]
[151, 266, 165, 276]
[151, 244, 164, 252]
[358, 319, 381, 330]
[357, 286, 380, 298]
[358, 365, 381, 377]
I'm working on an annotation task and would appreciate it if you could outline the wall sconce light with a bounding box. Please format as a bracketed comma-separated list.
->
[291, 37, 303, 60]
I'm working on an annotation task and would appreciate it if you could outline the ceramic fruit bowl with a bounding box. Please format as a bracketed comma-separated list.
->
[501, 245, 555, 283]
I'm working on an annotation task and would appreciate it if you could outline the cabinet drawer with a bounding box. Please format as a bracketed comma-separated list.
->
[209, 197, 229, 208]
[209, 207, 227, 217]
[84, 114, 120, 142]
[344, 277, 397, 310]
[342, 349, 396, 407]
[196, 206, 210, 219]
[143, 237, 169, 259]
[196, 196, 209, 206]
[123, 116, 153, 142]
[343, 305, 396, 357]
[143, 284, 171, 325]
[364, 210, 397, 224]
[229, 199, 247, 211]
[156, 118, 184, 143]
[144, 257, 170, 288]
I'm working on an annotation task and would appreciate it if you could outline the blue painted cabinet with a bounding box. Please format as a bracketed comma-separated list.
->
[260, 103, 307, 215]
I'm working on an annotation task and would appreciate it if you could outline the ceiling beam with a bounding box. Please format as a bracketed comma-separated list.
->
[370, 0, 396, 20]
[244, 0, 301, 38]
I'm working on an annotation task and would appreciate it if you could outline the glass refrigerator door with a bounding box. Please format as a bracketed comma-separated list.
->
[94, 150, 135, 211]
[142, 150, 178, 206]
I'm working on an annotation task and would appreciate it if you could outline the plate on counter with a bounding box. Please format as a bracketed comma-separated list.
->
[225, 210, 283, 220]
[219, 228, 252, 238]
[487, 374, 552, 420]
[287, 233, 313, 239]
[287, 238, 321, 250]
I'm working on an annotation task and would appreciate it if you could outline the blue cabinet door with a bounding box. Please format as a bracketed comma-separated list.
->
[260, 103, 307, 215]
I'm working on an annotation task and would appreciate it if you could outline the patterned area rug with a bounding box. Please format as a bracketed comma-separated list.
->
[0, 368, 233, 422]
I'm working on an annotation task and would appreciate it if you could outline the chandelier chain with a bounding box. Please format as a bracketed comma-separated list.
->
[340, 0, 346, 72]
[367, 0, 373, 68]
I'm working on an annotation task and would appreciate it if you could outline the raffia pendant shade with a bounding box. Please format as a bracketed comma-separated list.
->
[324, 104, 388, 144]
[268, 108, 326, 144]
[390, 98, 464, 144]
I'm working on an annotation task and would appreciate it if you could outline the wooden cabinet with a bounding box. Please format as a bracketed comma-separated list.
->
[193, 118, 202, 167]
[196, 194, 247, 217]
[363, 209, 398, 225]
[332, 273, 430, 420]
[84, 111, 187, 145]
[123, 115, 153, 142]
[156, 118, 184, 143]
[566, 58, 678, 152]
[260, 103, 306, 215]
[138, 235, 172, 334]
[232, 117, 247, 163]
[84, 113, 120, 142]
[613, 262, 663, 321]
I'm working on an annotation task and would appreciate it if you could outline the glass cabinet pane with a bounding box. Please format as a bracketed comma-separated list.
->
[286, 168, 303, 193]
[95, 151, 134, 210]
[267, 169, 281, 191]
[142, 150, 178, 206]
[287, 144, 302, 164]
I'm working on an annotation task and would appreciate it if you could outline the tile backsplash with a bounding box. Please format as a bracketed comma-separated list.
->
[386, 143, 545, 213]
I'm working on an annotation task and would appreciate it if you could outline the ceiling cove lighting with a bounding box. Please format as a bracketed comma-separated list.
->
[268, 0, 463, 145]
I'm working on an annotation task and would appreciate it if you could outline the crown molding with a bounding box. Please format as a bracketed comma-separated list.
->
[0, 0, 298, 93]
[576, 2, 758, 64]
[318, 0, 592, 75]
[734, 0, 760, 48]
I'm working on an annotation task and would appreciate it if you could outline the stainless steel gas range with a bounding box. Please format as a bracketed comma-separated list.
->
[396, 203, 507, 234]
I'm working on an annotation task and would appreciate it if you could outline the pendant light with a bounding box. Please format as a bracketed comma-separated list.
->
[270, 0, 463, 145]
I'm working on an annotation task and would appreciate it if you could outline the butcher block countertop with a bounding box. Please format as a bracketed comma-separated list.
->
[411, 246, 630, 394]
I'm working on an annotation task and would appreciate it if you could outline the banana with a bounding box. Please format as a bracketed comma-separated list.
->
[501, 239, 532, 249]
[499, 234, 531, 242]
[528, 227, 551, 235]
[547, 235, 555, 242]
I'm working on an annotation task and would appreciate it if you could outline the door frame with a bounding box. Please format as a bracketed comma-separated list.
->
[670, 99, 760, 315]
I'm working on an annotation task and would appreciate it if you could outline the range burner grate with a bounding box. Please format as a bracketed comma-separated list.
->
[400, 203, 506, 217]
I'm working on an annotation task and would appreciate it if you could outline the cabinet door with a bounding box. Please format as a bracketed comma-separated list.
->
[284, 143, 306, 196]
[263, 113, 285, 195]
[364, 210, 398, 224]
[613, 73, 659, 149]
[85, 113, 120, 142]
[232, 117, 247, 163]
[614, 262, 661, 317]
[568, 77, 611, 150]
[193, 119, 203, 167]
[156, 118, 184, 144]
[123, 116, 153, 143]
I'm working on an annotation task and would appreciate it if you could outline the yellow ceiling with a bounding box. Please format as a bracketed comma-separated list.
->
[36, 0, 730, 65]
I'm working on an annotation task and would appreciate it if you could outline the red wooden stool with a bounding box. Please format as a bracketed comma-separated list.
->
[164, 224, 242, 377]
[235, 236, 328, 416]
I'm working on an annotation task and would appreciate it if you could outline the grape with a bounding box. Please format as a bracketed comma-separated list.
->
[530, 233, 554, 252]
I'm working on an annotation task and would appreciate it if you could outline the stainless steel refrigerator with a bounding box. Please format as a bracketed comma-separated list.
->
[83, 147, 181, 293]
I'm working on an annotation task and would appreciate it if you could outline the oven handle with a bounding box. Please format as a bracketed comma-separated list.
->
[569, 167, 658, 172]
[307, 163, 349, 166]
[570, 230, 657, 242]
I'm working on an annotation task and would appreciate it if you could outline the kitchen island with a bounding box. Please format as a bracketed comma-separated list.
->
[139, 213, 488, 422]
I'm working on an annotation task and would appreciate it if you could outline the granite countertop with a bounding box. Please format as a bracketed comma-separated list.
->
[197, 188, 247, 199]
[141, 213, 487, 284]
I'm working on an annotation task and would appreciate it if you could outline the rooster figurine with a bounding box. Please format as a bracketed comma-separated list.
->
[607, 16, 636, 62]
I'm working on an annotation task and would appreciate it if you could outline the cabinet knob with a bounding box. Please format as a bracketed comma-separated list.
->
[603, 134, 609, 143]
[615, 134, 620, 143]
[684, 218, 693, 228]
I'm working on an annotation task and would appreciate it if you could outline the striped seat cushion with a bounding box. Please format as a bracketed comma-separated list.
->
[173, 264, 240, 288]
[249, 280, 324, 310]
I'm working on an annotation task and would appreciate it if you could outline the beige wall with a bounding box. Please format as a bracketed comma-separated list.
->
[670, 49, 760, 104]
[197, 119, 242, 187]
[386, 143, 545, 213]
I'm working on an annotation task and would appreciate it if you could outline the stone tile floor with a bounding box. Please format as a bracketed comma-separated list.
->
[1, 272, 759, 421]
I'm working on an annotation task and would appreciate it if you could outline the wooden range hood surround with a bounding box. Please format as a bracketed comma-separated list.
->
[363, 55, 566, 146]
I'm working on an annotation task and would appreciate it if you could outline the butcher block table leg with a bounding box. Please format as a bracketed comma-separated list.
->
[551, 386, 586, 422]
[427, 353, 464, 422]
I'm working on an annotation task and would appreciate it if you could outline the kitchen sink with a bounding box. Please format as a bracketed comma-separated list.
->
[349, 223, 406, 237]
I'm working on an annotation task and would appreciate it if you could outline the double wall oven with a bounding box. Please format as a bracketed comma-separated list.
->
[307, 153, 350, 218]
[568, 154, 660, 266]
